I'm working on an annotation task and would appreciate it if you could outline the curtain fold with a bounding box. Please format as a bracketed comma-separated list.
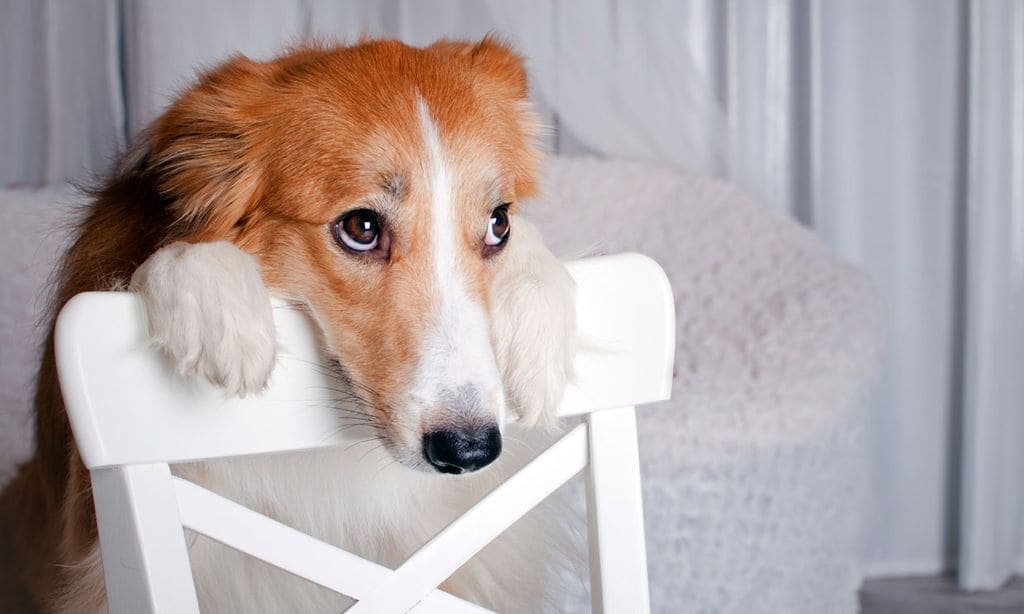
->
[958, 0, 1024, 590]
[487, 0, 733, 183]
[121, 0, 307, 133]
[811, 0, 967, 580]
[0, 0, 124, 185]
[0, 0, 46, 185]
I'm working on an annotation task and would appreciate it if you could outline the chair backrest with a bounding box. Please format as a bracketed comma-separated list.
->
[56, 253, 675, 613]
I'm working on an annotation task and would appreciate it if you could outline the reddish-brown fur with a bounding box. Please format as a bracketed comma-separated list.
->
[0, 37, 540, 610]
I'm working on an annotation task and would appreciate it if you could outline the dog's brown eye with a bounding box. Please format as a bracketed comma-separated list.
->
[484, 205, 510, 253]
[332, 209, 381, 253]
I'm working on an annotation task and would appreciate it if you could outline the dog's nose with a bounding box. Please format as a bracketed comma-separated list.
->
[423, 425, 502, 474]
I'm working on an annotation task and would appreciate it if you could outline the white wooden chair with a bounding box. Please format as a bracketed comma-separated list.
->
[55, 253, 675, 614]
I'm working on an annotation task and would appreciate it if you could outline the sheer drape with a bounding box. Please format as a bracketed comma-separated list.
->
[1, 0, 1021, 590]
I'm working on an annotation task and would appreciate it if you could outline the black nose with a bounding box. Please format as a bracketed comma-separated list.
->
[423, 425, 502, 474]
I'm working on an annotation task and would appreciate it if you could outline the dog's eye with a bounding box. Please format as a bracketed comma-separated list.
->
[484, 205, 510, 254]
[332, 209, 381, 253]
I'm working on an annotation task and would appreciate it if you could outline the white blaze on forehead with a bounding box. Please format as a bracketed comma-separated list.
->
[414, 98, 505, 424]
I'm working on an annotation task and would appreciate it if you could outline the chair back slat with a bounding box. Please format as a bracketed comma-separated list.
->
[173, 478, 489, 612]
[347, 424, 589, 613]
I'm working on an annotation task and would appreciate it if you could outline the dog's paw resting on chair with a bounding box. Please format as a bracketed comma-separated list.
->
[130, 241, 277, 397]
[491, 219, 576, 429]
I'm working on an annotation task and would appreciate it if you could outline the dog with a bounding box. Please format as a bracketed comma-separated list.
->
[0, 37, 577, 612]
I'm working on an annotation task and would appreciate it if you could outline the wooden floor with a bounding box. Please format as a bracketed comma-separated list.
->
[861, 575, 1024, 614]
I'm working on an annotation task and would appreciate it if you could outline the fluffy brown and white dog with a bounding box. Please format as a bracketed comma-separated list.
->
[1, 37, 577, 612]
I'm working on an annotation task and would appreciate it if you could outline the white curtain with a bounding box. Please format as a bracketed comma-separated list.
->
[495, 1, 1024, 587]
[1, 0, 1021, 590]
[957, 0, 1024, 589]
[0, 0, 124, 186]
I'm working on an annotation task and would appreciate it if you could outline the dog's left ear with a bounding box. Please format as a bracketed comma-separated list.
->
[429, 36, 530, 99]
[429, 36, 543, 200]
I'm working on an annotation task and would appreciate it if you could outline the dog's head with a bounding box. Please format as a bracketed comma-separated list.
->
[146, 38, 556, 474]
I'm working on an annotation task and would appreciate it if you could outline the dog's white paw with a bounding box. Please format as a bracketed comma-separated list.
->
[130, 241, 277, 397]
[492, 219, 577, 429]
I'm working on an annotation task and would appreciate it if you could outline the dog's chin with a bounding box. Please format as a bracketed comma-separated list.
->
[381, 439, 446, 475]
[321, 363, 499, 476]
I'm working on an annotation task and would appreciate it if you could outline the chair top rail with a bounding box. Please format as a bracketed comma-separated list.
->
[57, 253, 674, 469]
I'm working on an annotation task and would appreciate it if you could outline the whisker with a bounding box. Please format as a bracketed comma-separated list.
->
[356, 442, 391, 464]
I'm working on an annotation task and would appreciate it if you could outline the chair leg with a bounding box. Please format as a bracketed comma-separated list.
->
[92, 465, 200, 614]
[585, 407, 651, 614]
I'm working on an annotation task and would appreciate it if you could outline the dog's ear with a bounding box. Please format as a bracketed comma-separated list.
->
[491, 219, 576, 430]
[429, 36, 543, 201]
[429, 36, 530, 99]
[145, 55, 273, 240]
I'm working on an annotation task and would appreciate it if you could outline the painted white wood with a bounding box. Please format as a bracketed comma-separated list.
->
[347, 424, 589, 613]
[55, 254, 675, 470]
[91, 464, 200, 614]
[57, 253, 673, 612]
[558, 254, 675, 418]
[172, 477, 488, 612]
[586, 407, 650, 614]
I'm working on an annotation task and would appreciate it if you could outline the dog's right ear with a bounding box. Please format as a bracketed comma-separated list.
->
[144, 56, 273, 240]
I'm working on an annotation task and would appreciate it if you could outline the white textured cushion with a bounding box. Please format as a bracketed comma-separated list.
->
[533, 157, 883, 613]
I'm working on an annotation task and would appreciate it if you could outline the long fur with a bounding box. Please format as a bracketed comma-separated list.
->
[0, 38, 578, 612]
[130, 241, 278, 397]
